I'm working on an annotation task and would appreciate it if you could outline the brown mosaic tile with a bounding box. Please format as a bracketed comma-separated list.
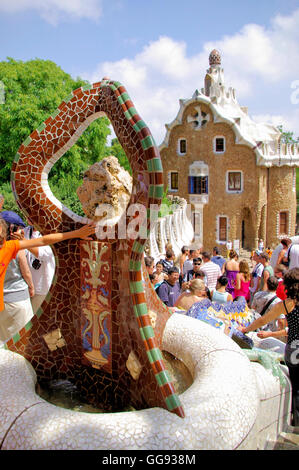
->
[7, 79, 184, 418]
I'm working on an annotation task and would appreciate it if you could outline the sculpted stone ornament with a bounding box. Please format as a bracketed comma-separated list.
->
[9, 78, 184, 417]
[77, 156, 132, 224]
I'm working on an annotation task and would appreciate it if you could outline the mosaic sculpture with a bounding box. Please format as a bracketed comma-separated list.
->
[186, 298, 256, 334]
[7, 79, 184, 417]
[184, 299, 286, 385]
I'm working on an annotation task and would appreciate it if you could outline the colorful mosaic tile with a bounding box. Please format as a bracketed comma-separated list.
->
[8, 79, 184, 417]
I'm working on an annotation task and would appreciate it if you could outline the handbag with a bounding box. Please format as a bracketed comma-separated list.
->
[259, 295, 277, 316]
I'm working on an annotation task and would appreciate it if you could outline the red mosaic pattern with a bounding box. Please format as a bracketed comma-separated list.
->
[7, 80, 184, 416]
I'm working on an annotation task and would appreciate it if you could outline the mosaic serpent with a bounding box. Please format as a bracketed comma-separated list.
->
[185, 298, 287, 387]
[6, 79, 184, 417]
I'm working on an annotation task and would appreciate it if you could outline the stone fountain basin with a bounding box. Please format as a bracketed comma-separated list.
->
[0, 314, 291, 450]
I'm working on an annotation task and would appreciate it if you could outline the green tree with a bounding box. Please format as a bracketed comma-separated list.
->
[108, 137, 132, 174]
[0, 182, 24, 218]
[0, 58, 111, 182]
[0, 57, 149, 217]
[277, 125, 299, 144]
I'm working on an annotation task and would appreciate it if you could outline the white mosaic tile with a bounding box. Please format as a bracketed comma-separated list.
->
[0, 314, 292, 450]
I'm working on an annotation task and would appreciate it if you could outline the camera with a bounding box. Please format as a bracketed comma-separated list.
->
[7, 223, 20, 240]
[32, 258, 42, 270]
[11, 224, 19, 233]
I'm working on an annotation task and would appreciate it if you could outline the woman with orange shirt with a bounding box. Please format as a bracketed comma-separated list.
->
[0, 217, 96, 314]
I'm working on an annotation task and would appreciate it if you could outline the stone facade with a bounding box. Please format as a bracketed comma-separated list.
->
[159, 51, 299, 253]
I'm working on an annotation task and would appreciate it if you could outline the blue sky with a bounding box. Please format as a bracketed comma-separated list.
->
[0, 0, 299, 144]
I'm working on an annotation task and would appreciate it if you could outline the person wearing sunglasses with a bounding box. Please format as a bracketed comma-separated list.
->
[181, 257, 206, 290]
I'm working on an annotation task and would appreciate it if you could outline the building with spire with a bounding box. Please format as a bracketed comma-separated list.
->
[159, 50, 299, 251]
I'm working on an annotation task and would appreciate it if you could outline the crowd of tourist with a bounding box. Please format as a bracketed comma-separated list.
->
[145, 238, 299, 426]
[146, 245, 282, 314]
[0, 190, 298, 426]
[145, 244, 298, 346]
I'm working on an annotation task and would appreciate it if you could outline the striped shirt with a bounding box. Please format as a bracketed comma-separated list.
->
[200, 261, 221, 290]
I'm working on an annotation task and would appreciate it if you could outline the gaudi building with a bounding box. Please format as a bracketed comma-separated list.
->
[159, 50, 299, 251]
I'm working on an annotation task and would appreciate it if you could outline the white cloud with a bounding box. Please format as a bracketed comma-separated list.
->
[0, 0, 103, 24]
[252, 110, 299, 140]
[208, 10, 299, 83]
[82, 9, 299, 144]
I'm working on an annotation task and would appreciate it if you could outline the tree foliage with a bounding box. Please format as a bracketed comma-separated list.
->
[277, 125, 299, 144]
[0, 57, 133, 215]
[0, 57, 131, 184]
[0, 58, 94, 181]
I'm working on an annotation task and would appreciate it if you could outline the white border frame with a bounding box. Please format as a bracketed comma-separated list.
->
[226, 170, 243, 194]
[177, 138, 187, 156]
[168, 171, 179, 192]
[213, 136, 226, 154]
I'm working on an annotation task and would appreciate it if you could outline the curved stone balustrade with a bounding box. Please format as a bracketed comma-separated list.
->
[0, 314, 291, 450]
[146, 198, 194, 261]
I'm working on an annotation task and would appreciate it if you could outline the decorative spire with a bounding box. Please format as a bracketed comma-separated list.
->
[209, 49, 221, 66]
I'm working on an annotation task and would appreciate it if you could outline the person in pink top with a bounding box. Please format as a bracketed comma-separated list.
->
[233, 260, 251, 302]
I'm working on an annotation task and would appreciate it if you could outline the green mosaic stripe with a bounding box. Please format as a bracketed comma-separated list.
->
[25, 320, 33, 332]
[155, 370, 172, 387]
[129, 259, 142, 272]
[147, 206, 160, 219]
[12, 332, 20, 344]
[131, 240, 145, 255]
[124, 107, 138, 120]
[141, 135, 156, 151]
[36, 306, 43, 318]
[13, 153, 20, 163]
[117, 91, 130, 106]
[23, 136, 32, 147]
[165, 394, 183, 411]
[133, 120, 148, 133]
[37, 122, 46, 133]
[139, 325, 155, 341]
[146, 347, 163, 364]
[51, 108, 60, 119]
[130, 280, 145, 294]
[147, 158, 163, 172]
[133, 302, 148, 317]
[108, 83, 118, 92]
[149, 184, 164, 198]
[82, 84, 92, 92]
